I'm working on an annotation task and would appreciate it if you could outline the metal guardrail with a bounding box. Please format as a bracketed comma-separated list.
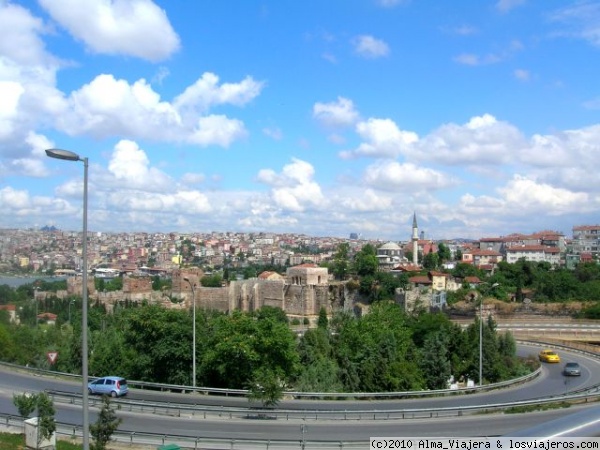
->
[3, 339, 600, 449]
[0, 414, 366, 449]
[1, 356, 541, 400]
[44, 385, 600, 422]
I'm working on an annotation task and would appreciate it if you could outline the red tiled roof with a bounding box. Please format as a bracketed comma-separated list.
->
[393, 264, 421, 272]
[428, 271, 448, 277]
[466, 249, 502, 256]
[464, 276, 481, 283]
[409, 276, 431, 284]
[37, 312, 57, 320]
[505, 245, 560, 253]
[258, 271, 278, 279]
[573, 225, 600, 231]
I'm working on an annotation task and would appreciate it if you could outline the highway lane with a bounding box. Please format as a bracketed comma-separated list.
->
[3, 344, 596, 411]
[1, 344, 599, 443]
[2, 392, 598, 442]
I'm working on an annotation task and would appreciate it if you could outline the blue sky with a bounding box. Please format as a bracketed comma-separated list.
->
[1, 0, 599, 241]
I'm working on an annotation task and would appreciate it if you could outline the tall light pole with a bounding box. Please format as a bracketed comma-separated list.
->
[68, 299, 75, 324]
[183, 277, 196, 388]
[45, 148, 89, 450]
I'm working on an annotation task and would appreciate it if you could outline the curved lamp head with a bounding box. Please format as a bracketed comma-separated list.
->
[45, 148, 81, 161]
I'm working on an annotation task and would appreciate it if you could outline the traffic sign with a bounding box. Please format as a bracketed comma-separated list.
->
[46, 351, 58, 365]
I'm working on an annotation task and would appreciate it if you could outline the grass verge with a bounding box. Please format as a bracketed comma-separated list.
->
[0, 431, 81, 449]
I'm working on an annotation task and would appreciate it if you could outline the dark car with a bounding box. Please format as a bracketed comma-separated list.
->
[563, 362, 581, 376]
[88, 376, 129, 397]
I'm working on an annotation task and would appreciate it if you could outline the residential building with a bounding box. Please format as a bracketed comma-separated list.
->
[572, 225, 600, 259]
[505, 245, 561, 265]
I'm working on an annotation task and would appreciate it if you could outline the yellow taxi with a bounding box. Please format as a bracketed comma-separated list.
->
[539, 349, 560, 363]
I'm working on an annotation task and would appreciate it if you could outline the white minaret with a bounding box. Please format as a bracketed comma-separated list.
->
[412, 212, 418, 265]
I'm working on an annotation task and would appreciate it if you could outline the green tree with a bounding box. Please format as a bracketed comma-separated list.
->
[574, 262, 600, 283]
[419, 330, 452, 389]
[353, 244, 378, 277]
[535, 268, 579, 302]
[90, 396, 122, 450]
[294, 358, 343, 392]
[0, 284, 16, 304]
[330, 303, 422, 392]
[243, 267, 258, 279]
[452, 262, 484, 279]
[317, 307, 328, 329]
[36, 392, 56, 446]
[254, 306, 288, 324]
[454, 248, 463, 261]
[437, 243, 452, 264]
[13, 392, 37, 419]
[121, 305, 193, 385]
[422, 251, 440, 270]
[201, 273, 223, 287]
[201, 309, 299, 389]
[0, 323, 16, 361]
[13, 392, 56, 447]
[331, 243, 351, 280]
[247, 367, 285, 408]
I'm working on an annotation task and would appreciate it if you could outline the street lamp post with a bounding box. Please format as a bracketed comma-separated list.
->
[183, 277, 196, 388]
[68, 300, 75, 324]
[45, 148, 89, 450]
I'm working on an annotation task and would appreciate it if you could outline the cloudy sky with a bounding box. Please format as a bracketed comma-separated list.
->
[1, 0, 599, 241]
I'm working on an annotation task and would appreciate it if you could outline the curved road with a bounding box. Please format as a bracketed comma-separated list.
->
[1, 344, 599, 445]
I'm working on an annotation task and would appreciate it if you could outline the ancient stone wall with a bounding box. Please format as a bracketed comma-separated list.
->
[67, 277, 96, 296]
[123, 276, 152, 294]
[397, 288, 432, 312]
[197, 285, 230, 312]
[42, 267, 349, 318]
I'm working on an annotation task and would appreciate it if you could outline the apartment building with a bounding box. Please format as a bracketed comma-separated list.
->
[461, 249, 503, 267]
[572, 225, 600, 258]
[505, 245, 561, 265]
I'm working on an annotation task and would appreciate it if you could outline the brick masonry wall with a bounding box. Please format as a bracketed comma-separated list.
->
[123, 276, 152, 294]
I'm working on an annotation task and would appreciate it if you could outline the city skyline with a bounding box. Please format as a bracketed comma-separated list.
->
[1, 1, 600, 241]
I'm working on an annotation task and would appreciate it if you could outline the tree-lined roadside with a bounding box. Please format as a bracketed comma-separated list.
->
[0, 298, 531, 395]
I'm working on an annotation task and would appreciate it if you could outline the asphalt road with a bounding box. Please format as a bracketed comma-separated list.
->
[1, 343, 599, 445]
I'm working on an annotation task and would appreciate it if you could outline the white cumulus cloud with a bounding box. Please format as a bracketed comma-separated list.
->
[56, 73, 253, 147]
[257, 158, 326, 212]
[340, 118, 418, 159]
[363, 161, 457, 191]
[313, 96, 359, 127]
[38, 0, 181, 62]
[352, 35, 390, 59]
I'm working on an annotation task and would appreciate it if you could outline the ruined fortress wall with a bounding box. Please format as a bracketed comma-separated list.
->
[67, 277, 96, 296]
[398, 288, 432, 312]
[259, 280, 285, 310]
[50, 270, 344, 317]
[228, 280, 329, 316]
[285, 284, 330, 316]
[123, 277, 152, 294]
[197, 285, 230, 312]
[228, 280, 285, 312]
